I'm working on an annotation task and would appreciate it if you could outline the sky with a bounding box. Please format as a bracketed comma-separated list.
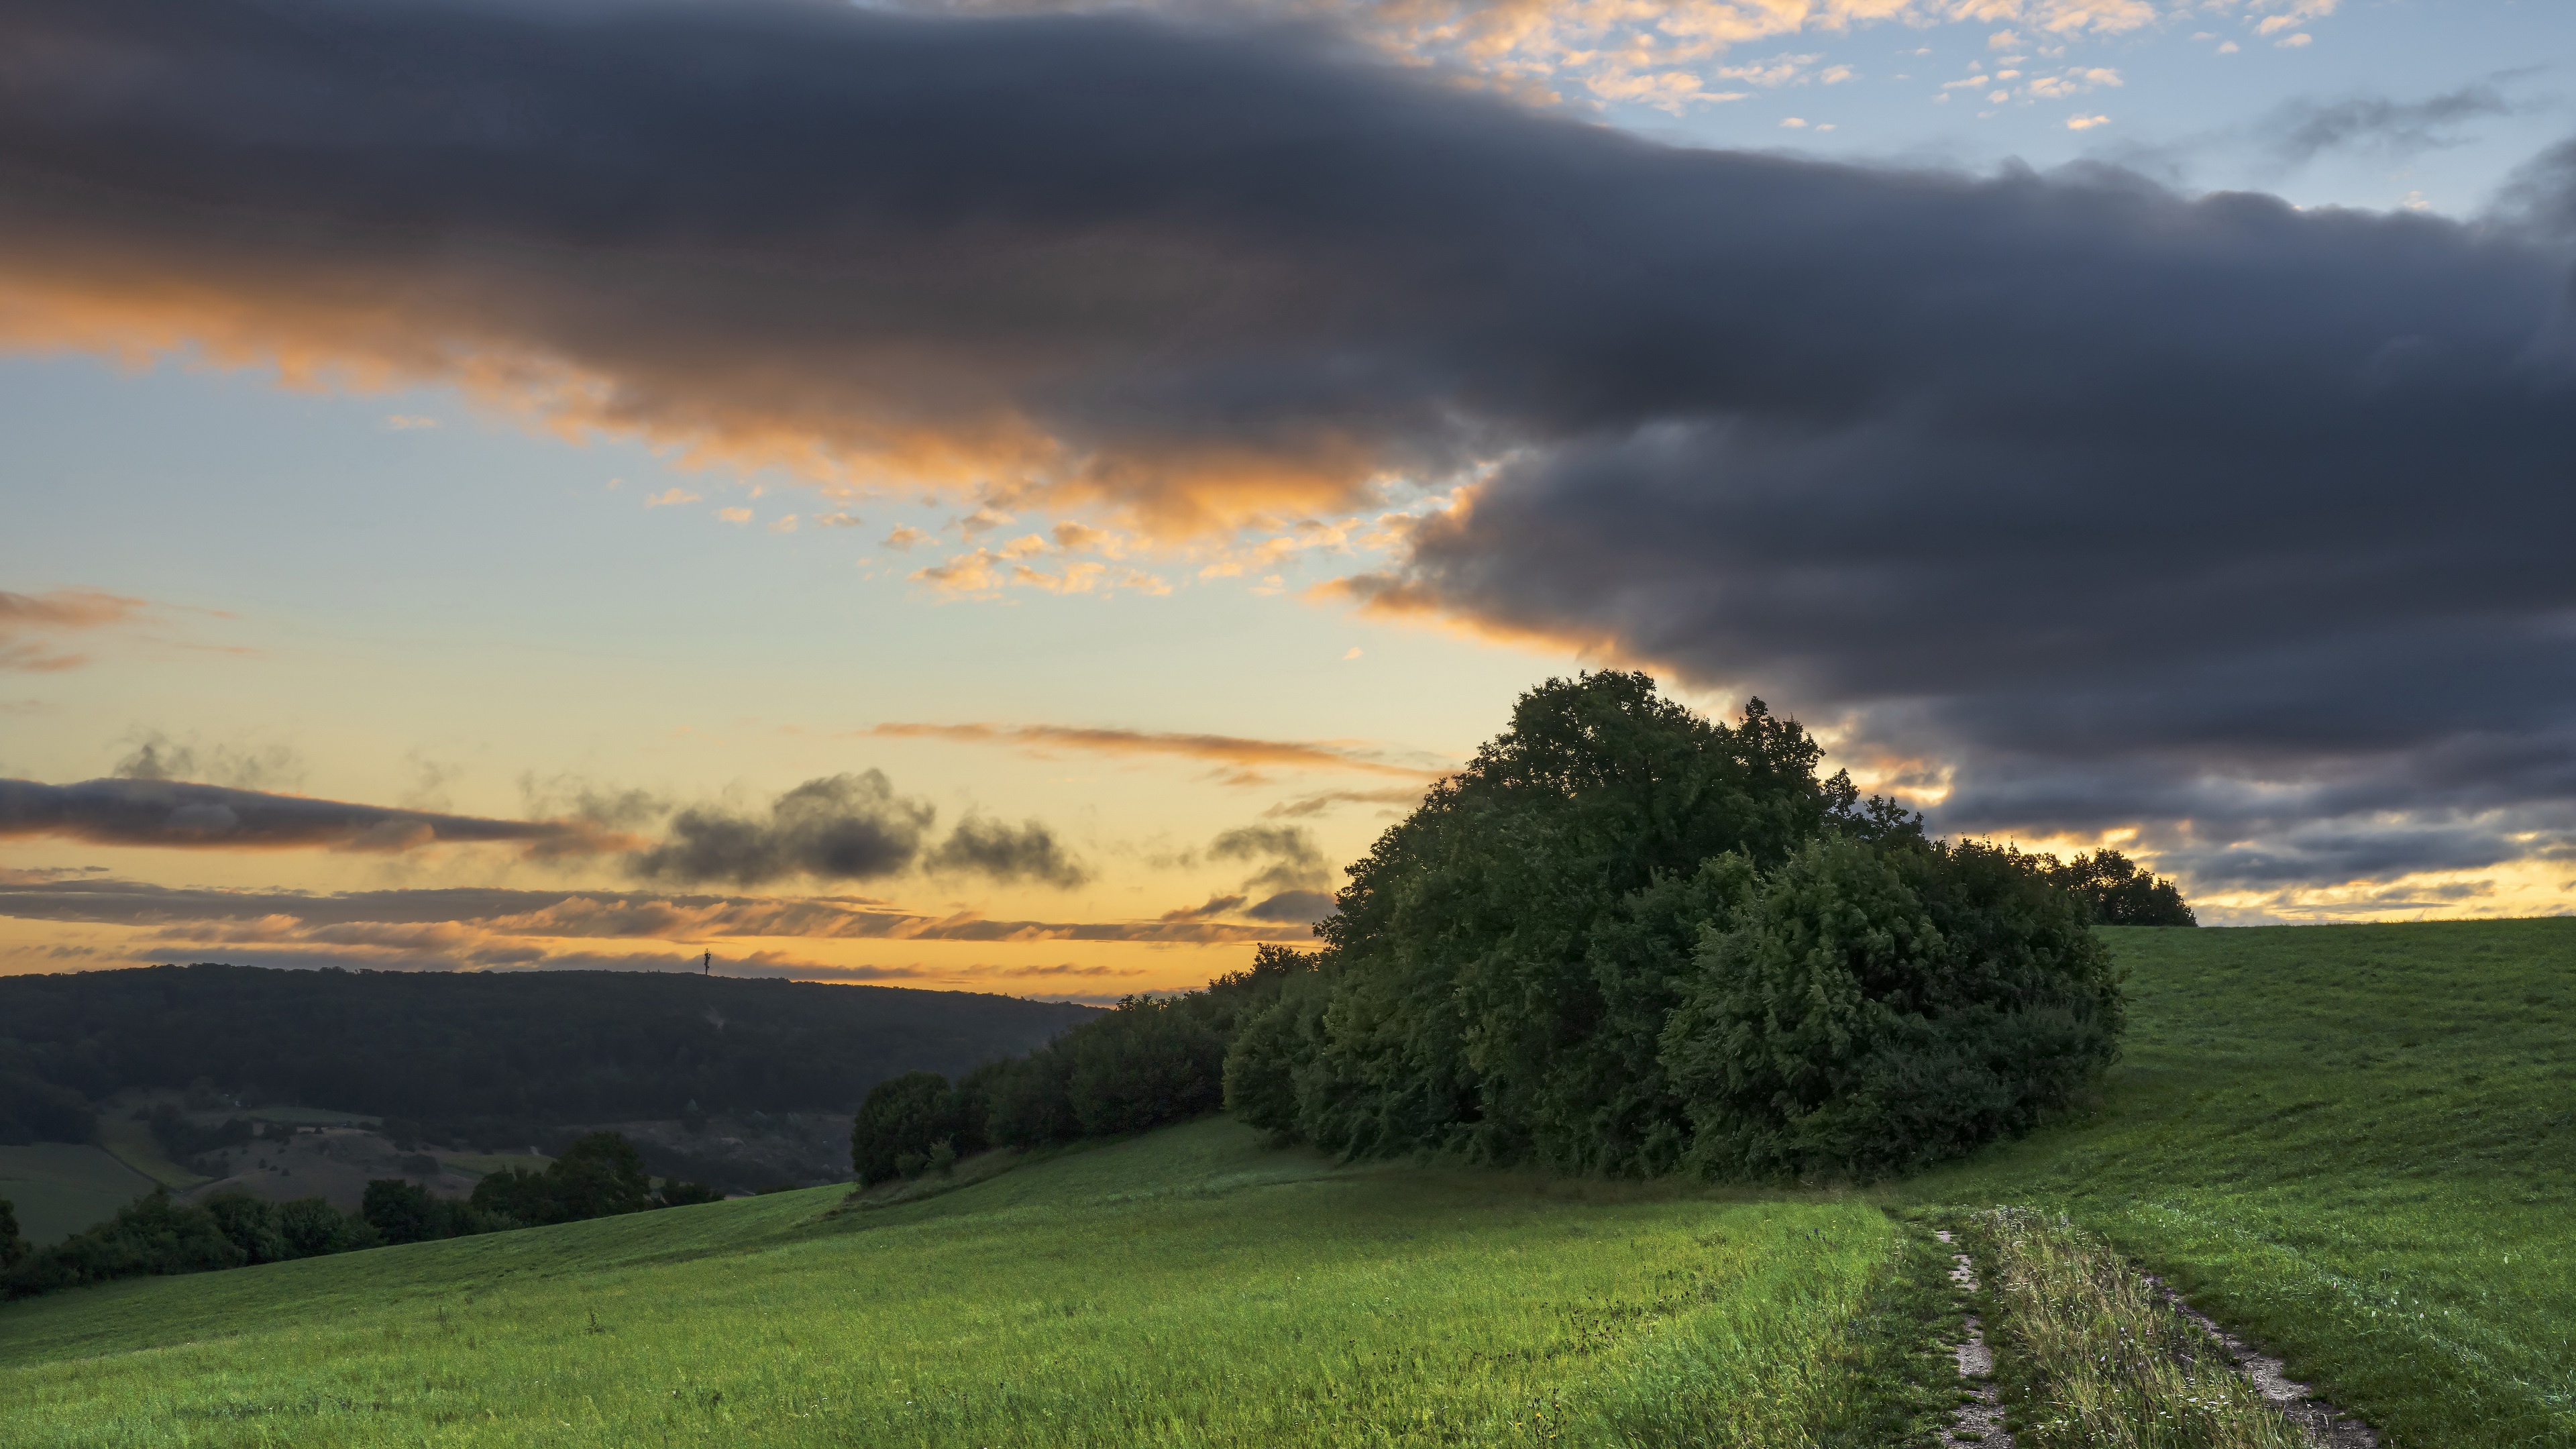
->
[1, 0, 2571, 999]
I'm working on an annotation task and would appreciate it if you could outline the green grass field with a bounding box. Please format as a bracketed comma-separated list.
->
[0, 1144, 157, 1248]
[0, 1120, 1951, 1448]
[1908, 918, 2576, 1448]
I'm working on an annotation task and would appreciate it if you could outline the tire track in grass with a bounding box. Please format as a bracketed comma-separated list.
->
[1951, 1208, 2375, 1449]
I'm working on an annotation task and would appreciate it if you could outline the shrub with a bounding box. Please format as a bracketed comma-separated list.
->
[277, 1195, 368, 1256]
[203, 1192, 294, 1264]
[0, 1197, 25, 1271]
[1661, 837, 2123, 1180]
[470, 1132, 656, 1224]
[4, 1188, 245, 1298]
[851, 1071, 966, 1185]
[1066, 998, 1225, 1136]
[653, 1177, 724, 1207]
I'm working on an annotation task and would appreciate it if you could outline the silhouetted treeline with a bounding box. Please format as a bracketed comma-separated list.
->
[2038, 849, 2197, 926]
[1222, 674, 2132, 1181]
[0, 1132, 721, 1300]
[0, 967, 1094, 1146]
[850, 949, 1309, 1185]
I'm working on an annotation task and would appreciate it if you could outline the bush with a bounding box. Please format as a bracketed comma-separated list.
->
[203, 1192, 294, 1264]
[653, 1177, 724, 1207]
[1066, 998, 1225, 1136]
[851, 1071, 966, 1185]
[470, 1132, 657, 1224]
[4, 1188, 244, 1298]
[1660, 838, 2123, 1180]
[0, 1197, 26, 1271]
[278, 1195, 368, 1256]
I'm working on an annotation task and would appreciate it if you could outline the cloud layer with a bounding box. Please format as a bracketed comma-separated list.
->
[0, 777, 627, 855]
[3, 0, 2572, 902]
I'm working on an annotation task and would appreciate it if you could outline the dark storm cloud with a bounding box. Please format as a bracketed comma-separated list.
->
[0, 775, 627, 854]
[924, 815, 1092, 888]
[627, 772, 936, 886]
[5, 0, 2575, 895]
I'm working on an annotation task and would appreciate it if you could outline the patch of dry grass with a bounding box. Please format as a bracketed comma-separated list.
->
[1963, 1207, 2301, 1449]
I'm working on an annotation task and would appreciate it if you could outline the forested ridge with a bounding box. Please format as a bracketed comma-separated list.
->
[0, 967, 1094, 1144]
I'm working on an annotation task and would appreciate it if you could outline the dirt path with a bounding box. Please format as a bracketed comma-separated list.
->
[1934, 1224, 2380, 1449]
[1935, 1229, 2012, 1448]
[2145, 1275, 2380, 1448]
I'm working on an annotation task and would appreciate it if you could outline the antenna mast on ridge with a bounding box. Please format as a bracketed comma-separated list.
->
[702, 950, 710, 976]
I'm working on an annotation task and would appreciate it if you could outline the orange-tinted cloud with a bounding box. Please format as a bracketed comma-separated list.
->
[0, 587, 148, 672]
[860, 722, 1447, 782]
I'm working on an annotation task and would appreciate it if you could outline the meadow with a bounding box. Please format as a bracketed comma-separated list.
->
[1910, 919, 2576, 1448]
[0, 1144, 154, 1248]
[0, 1120, 1952, 1448]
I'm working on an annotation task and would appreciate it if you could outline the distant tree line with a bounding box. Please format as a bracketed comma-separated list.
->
[849, 948, 1309, 1185]
[863, 675, 2180, 1187]
[2037, 850, 2196, 926]
[0, 967, 1095, 1152]
[0, 1132, 720, 1301]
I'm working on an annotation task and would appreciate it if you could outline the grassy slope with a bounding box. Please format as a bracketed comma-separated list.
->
[0, 1144, 156, 1248]
[1, 1120, 1951, 1448]
[89, 1111, 207, 1191]
[1907, 919, 2576, 1449]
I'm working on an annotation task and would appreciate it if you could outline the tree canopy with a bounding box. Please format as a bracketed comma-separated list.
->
[1226, 672, 2132, 1181]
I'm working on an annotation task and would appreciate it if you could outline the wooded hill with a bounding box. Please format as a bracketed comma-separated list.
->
[0, 966, 1094, 1148]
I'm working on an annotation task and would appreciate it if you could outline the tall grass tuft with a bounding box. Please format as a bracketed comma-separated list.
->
[1964, 1207, 2303, 1449]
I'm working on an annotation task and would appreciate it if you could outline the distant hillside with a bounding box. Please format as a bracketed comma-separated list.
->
[0, 965, 1095, 1146]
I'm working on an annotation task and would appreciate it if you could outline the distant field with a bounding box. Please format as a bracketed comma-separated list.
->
[435, 1150, 553, 1177]
[0, 1120, 1948, 1448]
[0, 1144, 152, 1248]
[1908, 918, 2576, 1448]
[87, 1111, 205, 1192]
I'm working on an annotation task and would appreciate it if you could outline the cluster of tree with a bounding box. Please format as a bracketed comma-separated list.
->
[4, 1186, 375, 1298]
[0, 1131, 722, 1300]
[0, 969, 1097, 1149]
[1220, 674, 2135, 1181]
[145, 1103, 257, 1174]
[2037, 850, 2197, 926]
[0, 1069, 94, 1145]
[855, 678, 2167, 1187]
[849, 950, 1309, 1185]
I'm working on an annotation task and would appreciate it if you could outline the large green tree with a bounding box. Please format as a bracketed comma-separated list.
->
[1228, 672, 2131, 1181]
[1279, 672, 1908, 1172]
